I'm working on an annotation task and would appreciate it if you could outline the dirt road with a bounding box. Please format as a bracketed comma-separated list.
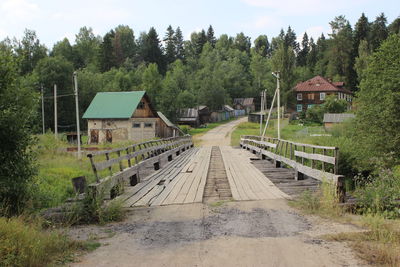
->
[70, 118, 366, 267]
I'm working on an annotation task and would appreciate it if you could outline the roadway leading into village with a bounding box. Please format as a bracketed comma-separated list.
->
[70, 117, 367, 267]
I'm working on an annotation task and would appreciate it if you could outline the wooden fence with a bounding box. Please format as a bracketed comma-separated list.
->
[240, 135, 345, 202]
[87, 135, 193, 199]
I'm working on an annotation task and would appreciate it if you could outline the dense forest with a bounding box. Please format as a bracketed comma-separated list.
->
[1, 12, 399, 131]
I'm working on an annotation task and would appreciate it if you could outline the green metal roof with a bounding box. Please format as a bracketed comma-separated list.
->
[82, 91, 146, 119]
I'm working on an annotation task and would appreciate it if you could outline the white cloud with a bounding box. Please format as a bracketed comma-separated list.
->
[0, 28, 8, 39]
[0, 0, 40, 21]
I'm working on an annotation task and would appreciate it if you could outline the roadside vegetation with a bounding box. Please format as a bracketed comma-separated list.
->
[233, 35, 400, 266]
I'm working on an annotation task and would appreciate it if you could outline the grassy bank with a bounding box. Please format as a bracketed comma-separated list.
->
[0, 216, 91, 267]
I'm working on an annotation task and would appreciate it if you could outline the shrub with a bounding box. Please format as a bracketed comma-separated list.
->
[179, 125, 191, 135]
[354, 167, 400, 218]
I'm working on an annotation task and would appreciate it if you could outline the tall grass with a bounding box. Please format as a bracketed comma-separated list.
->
[0, 216, 80, 267]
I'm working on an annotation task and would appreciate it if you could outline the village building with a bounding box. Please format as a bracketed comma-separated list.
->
[323, 113, 355, 129]
[233, 98, 255, 114]
[293, 76, 353, 113]
[82, 91, 178, 144]
[176, 106, 210, 127]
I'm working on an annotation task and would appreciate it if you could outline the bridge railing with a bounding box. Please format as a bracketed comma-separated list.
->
[87, 135, 193, 199]
[240, 135, 345, 202]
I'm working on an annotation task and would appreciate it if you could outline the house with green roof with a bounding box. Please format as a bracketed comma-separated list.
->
[82, 91, 178, 144]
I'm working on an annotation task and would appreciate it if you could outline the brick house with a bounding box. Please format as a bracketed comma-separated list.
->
[293, 76, 353, 113]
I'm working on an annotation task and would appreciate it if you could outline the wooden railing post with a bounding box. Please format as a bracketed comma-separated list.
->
[105, 152, 112, 176]
[87, 154, 99, 183]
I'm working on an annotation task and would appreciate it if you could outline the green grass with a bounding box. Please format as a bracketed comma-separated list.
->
[230, 119, 332, 147]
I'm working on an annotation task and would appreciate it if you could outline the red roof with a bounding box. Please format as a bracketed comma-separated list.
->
[293, 76, 352, 94]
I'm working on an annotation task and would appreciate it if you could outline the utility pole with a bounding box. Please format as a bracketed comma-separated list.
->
[272, 72, 281, 139]
[73, 71, 82, 160]
[259, 90, 264, 135]
[54, 84, 58, 138]
[41, 85, 45, 135]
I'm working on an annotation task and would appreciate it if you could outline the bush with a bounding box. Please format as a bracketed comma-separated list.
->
[0, 50, 38, 216]
[0, 217, 78, 267]
[69, 193, 126, 225]
[354, 167, 400, 218]
[179, 125, 191, 135]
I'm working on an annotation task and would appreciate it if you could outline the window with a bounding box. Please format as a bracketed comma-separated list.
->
[137, 101, 145, 109]
[307, 104, 315, 109]
[296, 104, 303, 112]
[144, 123, 153, 128]
[308, 93, 314, 100]
[297, 93, 302, 101]
[132, 122, 141, 128]
[320, 92, 326, 100]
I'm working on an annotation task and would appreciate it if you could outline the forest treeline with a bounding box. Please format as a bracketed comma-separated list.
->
[1, 13, 399, 131]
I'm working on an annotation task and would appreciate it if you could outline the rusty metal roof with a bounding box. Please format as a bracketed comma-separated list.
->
[323, 113, 355, 123]
[294, 76, 353, 94]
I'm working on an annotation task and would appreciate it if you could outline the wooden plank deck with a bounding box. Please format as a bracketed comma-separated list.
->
[121, 147, 212, 207]
[220, 146, 290, 201]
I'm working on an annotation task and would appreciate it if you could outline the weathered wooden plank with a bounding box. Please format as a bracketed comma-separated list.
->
[294, 150, 335, 164]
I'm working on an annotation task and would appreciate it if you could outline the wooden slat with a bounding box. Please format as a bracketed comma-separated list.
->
[294, 150, 335, 164]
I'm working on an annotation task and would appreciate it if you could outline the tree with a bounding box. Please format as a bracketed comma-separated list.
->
[297, 32, 309, 66]
[284, 26, 299, 54]
[175, 27, 185, 61]
[271, 41, 296, 107]
[233, 32, 251, 54]
[98, 30, 116, 72]
[326, 16, 356, 90]
[388, 17, 400, 35]
[34, 56, 74, 130]
[141, 63, 163, 107]
[159, 60, 187, 120]
[307, 37, 317, 71]
[164, 25, 176, 65]
[113, 25, 136, 66]
[51, 38, 74, 63]
[369, 13, 388, 51]
[354, 34, 400, 169]
[354, 39, 371, 83]
[206, 25, 216, 47]
[140, 27, 166, 74]
[254, 35, 270, 57]
[177, 90, 196, 109]
[191, 30, 207, 57]
[0, 50, 38, 216]
[74, 26, 101, 69]
[14, 29, 47, 75]
[354, 13, 370, 57]
[250, 48, 271, 95]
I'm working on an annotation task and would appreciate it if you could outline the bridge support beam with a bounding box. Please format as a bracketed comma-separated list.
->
[274, 160, 281, 168]
[295, 170, 304, 180]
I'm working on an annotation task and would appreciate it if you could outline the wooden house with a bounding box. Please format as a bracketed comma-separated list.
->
[82, 91, 176, 144]
[176, 108, 200, 127]
[157, 111, 181, 137]
[323, 113, 355, 129]
[293, 76, 353, 113]
[233, 98, 255, 114]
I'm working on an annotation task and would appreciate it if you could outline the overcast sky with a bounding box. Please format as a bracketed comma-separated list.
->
[1, 0, 399, 48]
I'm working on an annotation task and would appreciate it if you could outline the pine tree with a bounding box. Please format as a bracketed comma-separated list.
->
[164, 25, 176, 65]
[369, 13, 388, 51]
[206, 25, 216, 47]
[388, 17, 400, 35]
[354, 13, 370, 57]
[98, 30, 116, 72]
[297, 32, 309, 66]
[307, 37, 317, 71]
[284, 26, 299, 53]
[233, 32, 251, 54]
[175, 27, 185, 61]
[141, 27, 166, 74]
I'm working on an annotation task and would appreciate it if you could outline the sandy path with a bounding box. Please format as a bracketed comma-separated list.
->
[196, 117, 247, 146]
[69, 118, 366, 267]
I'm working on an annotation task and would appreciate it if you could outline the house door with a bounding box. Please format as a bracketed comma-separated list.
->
[106, 129, 113, 143]
[90, 129, 99, 144]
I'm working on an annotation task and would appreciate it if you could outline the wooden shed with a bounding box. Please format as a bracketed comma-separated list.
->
[157, 111, 181, 138]
[323, 113, 355, 129]
[83, 91, 172, 144]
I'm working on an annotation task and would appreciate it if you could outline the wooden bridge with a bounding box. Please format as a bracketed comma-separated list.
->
[86, 134, 345, 207]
